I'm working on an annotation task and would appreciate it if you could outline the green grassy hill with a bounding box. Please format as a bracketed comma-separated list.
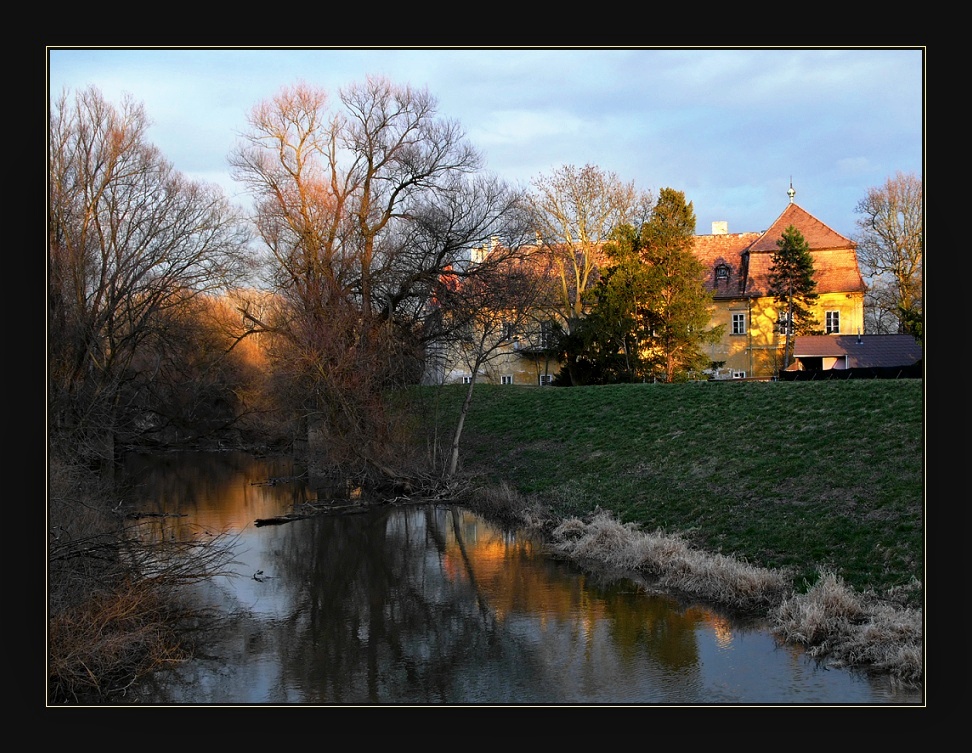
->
[425, 379, 924, 605]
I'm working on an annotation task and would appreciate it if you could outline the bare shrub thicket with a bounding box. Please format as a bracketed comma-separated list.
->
[49, 86, 251, 466]
[230, 79, 534, 486]
[48, 454, 236, 703]
[464, 480, 554, 529]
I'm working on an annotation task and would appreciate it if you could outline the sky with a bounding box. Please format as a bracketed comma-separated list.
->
[47, 46, 924, 240]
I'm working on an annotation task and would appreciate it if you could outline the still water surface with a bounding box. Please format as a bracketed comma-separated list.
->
[120, 451, 921, 705]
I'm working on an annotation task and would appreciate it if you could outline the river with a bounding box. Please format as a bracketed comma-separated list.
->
[118, 450, 922, 706]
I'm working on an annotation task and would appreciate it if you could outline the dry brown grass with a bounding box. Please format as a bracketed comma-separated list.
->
[467, 480, 558, 530]
[549, 509, 791, 612]
[772, 571, 923, 688]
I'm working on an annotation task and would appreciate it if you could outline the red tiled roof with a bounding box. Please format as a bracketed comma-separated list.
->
[804, 248, 867, 295]
[693, 202, 865, 298]
[792, 334, 922, 368]
[748, 203, 853, 253]
[694, 232, 761, 297]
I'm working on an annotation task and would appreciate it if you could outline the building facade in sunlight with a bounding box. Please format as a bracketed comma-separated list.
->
[694, 191, 865, 379]
[435, 188, 867, 384]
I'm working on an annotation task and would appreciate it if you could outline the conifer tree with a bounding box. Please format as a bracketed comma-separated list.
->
[552, 224, 640, 384]
[639, 188, 723, 382]
[767, 225, 820, 369]
[564, 189, 723, 384]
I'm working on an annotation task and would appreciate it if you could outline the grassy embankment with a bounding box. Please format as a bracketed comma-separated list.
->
[419, 378, 924, 686]
[438, 379, 923, 602]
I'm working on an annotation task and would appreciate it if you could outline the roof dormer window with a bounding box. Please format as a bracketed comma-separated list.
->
[715, 264, 730, 281]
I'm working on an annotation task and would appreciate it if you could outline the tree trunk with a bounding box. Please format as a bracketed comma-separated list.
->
[446, 375, 478, 479]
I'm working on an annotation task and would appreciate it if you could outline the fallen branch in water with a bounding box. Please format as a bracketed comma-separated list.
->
[252, 474, 470, 527]
[254, 501, 370, 527]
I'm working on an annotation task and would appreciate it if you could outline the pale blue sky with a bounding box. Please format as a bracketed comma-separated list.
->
[47, 46, 924, 239]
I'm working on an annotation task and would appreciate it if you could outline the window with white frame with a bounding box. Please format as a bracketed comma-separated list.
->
[732, 370, 746, 379]
[538, 374, 553, 385]
[825, 310, 840, 334]
[731, 312, 746, 335]
[776, 309, 793, 335]
[462, 376, 472, 384]
[501, 375, 513, 385]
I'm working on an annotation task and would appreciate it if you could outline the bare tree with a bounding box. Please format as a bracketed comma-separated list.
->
[432, 248, 554, 480]
[230, 79, 532, 482]
[528, 164, 652, 329]
[48, 86, 252, 466]
[863, 279, 907, 335]
[853, 171, 923, 338]
[340, 77, 484, 320]
[230, 79, 489, 322]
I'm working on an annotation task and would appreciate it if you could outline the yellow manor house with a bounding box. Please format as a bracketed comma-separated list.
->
[696, 194, 865, 380]
[440, 190, 866, 385]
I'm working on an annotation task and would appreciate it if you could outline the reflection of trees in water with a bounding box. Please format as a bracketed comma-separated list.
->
[123, 453, 918, 704]
[120, 451, 312, 541]
[600, 589, 701, 671]
[122, 451, 707, 702]
[124, 454, 708, 702]
[258, 504, 711, 703]
[267, 506, 557, 703]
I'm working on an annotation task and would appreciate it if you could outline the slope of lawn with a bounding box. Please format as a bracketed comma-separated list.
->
[423, 378, 924, 607]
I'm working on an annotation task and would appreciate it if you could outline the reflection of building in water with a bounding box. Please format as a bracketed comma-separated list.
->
[442, 509, 703, 671]
[711, 615, 734, 649]
[441, 510, 602, 628]
[687, 605, 735, 649]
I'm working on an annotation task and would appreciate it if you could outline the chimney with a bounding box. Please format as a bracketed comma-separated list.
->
[712, 221, 728, 235]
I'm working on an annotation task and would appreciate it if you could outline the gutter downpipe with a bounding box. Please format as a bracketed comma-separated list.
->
[747, 295, 753, 377]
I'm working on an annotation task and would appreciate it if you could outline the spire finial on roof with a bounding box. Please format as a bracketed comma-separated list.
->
[787, 178, 795, 204]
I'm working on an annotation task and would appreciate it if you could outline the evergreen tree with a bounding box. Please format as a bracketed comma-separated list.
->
[639, 188, 724, 382]
[767, 225, 820, 369]
[553, 223, 648, 384]
[561, 189, 724, 384]
[589, 223, 651, 382]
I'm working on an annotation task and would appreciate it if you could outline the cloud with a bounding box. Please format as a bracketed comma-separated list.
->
[836, 157, 873, 176]
[469, 109, 586, 146]
[48, 46, 923, 239]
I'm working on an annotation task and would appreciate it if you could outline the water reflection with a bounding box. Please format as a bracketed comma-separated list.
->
[121, 451, 921, 705]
